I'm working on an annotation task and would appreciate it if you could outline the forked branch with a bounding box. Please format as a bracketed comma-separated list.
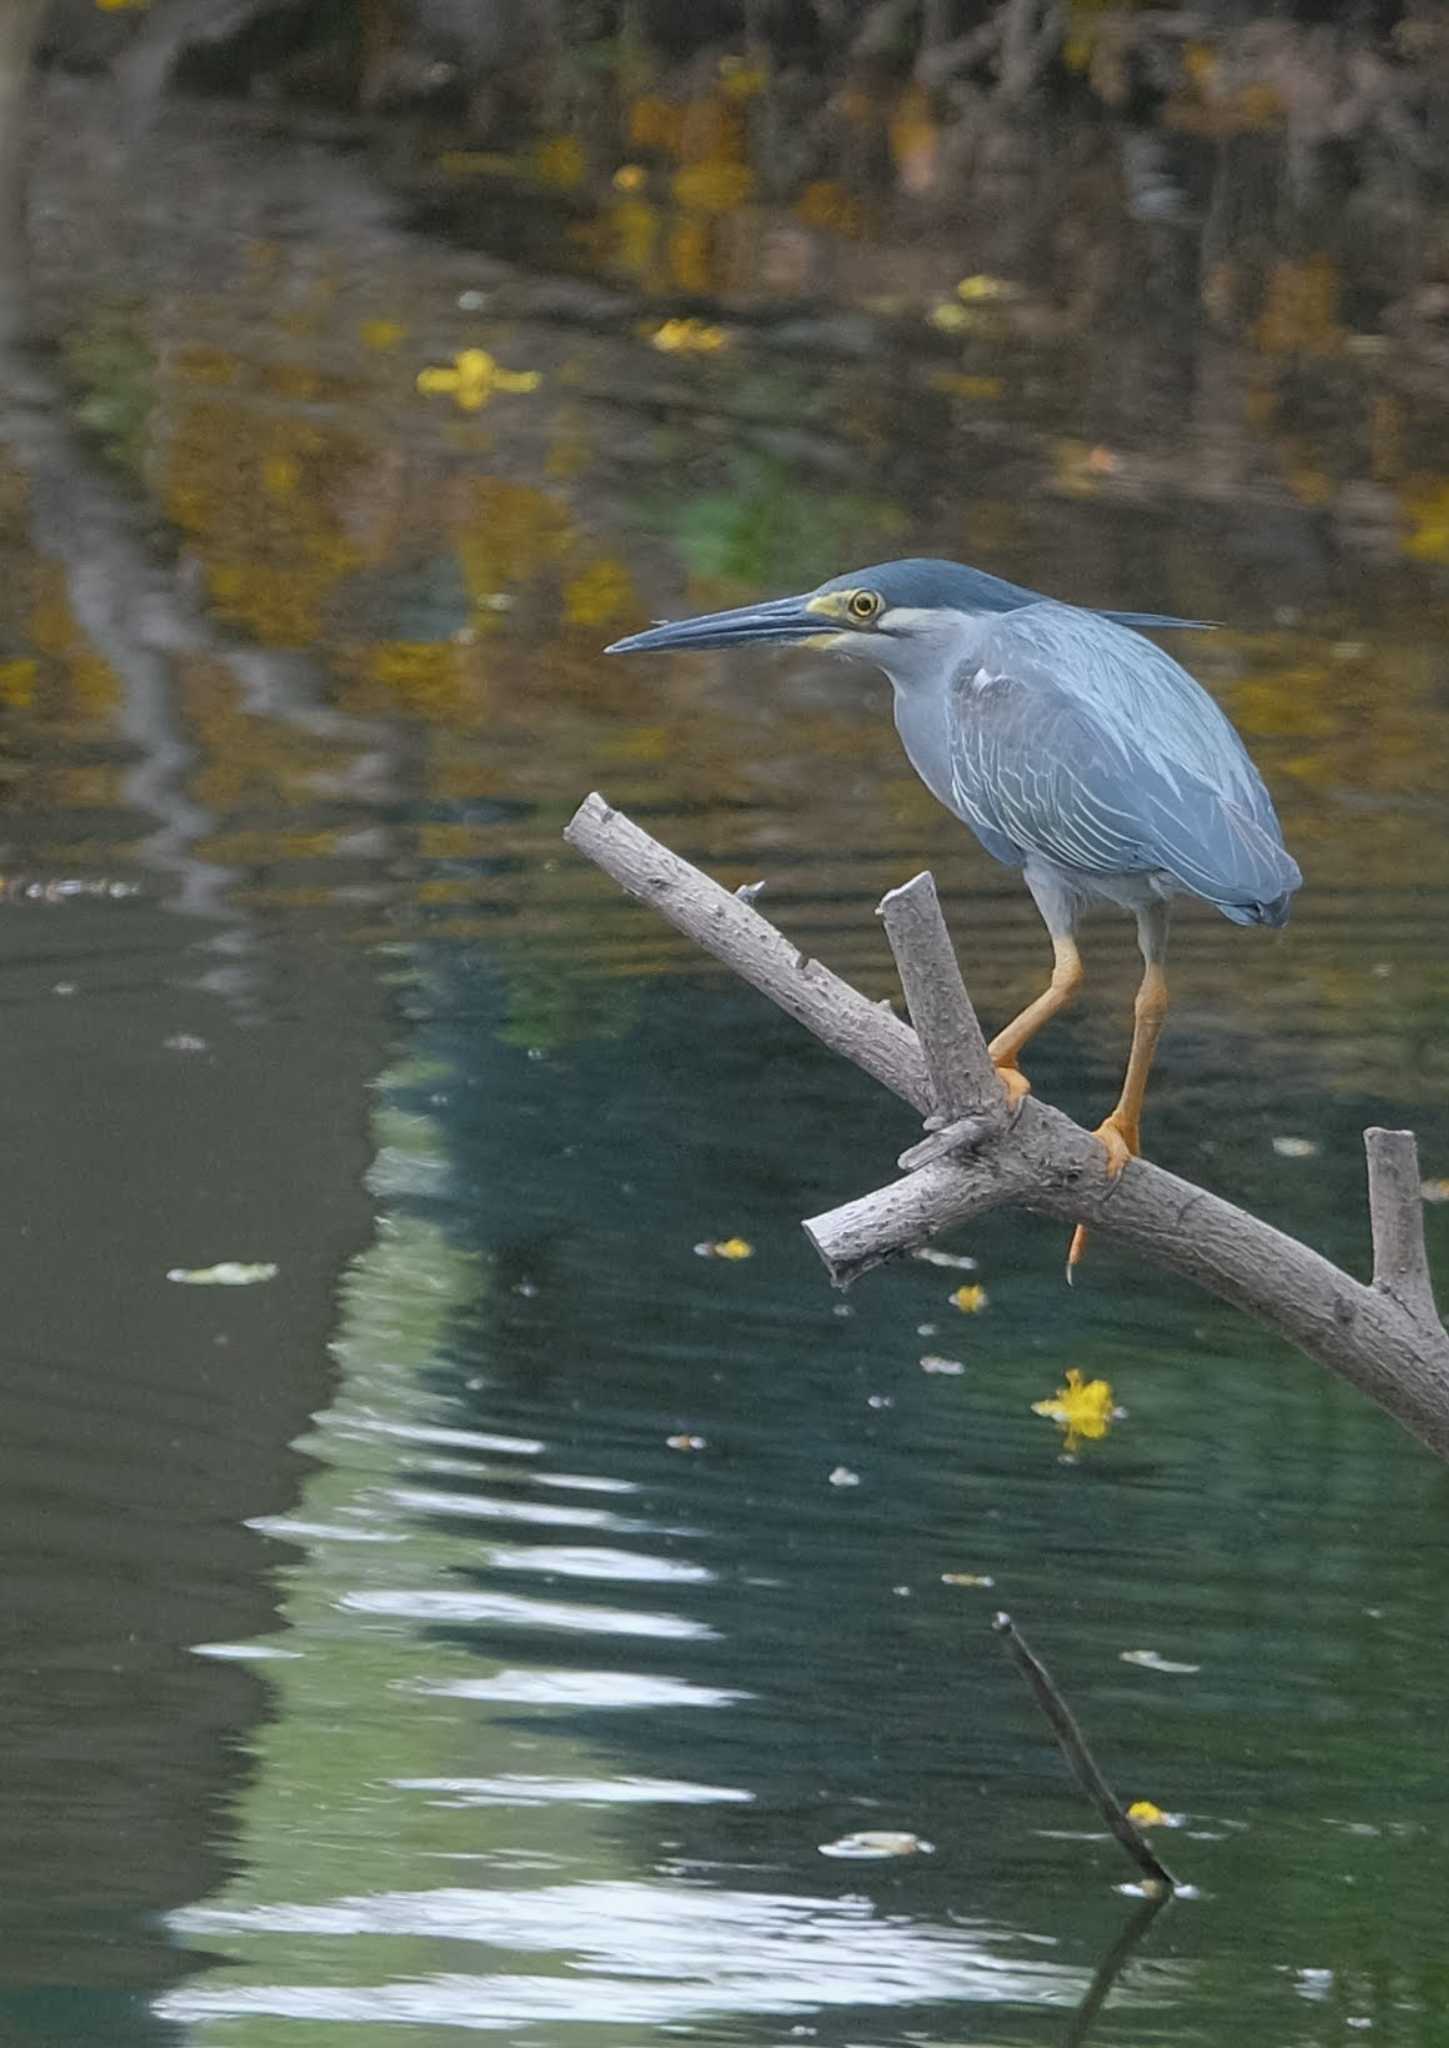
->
[565, 794, 1449, 1463]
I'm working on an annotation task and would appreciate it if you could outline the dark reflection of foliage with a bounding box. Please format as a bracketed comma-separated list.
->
[652, 450, 904, 591]
[61, 304, 156, 476]
[494, 933, 643, 1054]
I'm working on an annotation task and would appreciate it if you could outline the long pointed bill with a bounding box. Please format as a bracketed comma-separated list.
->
[605, 594, 824, 655]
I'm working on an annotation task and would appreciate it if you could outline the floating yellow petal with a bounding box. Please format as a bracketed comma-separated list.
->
[647, 317, 730, 355]
[712, 1236, 754, 1260]
[956, 274, 1015, 303]
[1127, 1799, 1166, 1826]
[416, 350, 541, 414]
[949, 1284, 989, 1314]
[1032, 1368, 1116, 1453]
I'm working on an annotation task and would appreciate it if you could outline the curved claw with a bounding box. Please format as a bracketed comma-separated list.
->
[1066, 1113, 1141, 1280]
[994, 1061, 1031, 1109]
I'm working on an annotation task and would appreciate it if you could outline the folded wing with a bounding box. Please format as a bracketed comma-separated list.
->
[947, 605, 1301, 926]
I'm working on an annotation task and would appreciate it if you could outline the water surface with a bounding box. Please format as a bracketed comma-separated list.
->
[0, 74, 1446, 2048]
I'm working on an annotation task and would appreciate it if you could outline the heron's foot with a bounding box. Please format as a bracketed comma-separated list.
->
[1065, 1113, 1141, 1281]
[994, 1061, 1031, 1109]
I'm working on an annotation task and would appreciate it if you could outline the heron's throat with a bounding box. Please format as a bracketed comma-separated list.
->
[890, 671, 959, 815]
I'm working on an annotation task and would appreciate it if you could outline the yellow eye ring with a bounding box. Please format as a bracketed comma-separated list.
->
[848, 589, 883, 623]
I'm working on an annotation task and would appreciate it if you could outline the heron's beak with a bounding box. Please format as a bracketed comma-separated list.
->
[605, 594, 825, 655]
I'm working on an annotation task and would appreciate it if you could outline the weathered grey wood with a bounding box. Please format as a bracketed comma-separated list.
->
[565, 796, 1449, 1465]
[877, 872, 1004, 1122]
[565, 793, 932, 1112]
[805, 1104, 1449, 1461]
[898, 1114, 996, 1171]
[1366, 1127, 1440, 1328]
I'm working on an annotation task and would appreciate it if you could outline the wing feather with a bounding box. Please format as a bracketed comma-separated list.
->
[947, 605, 1301, 921]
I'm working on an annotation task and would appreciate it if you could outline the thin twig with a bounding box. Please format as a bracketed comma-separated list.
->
[1365, 1127, 1439, 1327]
[877, 872, 1004, 1123]
[993, 1612, 1176, 1890]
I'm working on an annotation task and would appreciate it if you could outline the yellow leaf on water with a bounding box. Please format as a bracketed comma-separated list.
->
[1127, 1799, 1166, 1826]
[416, 350, 541, 413]
[646, 317, 730, 355]
[950, 1284, 989, 1313]
[956, 274, 1015, 303]
[712, 1237, 754, 1260]
[941, 1572, 995, 1588]
[1032, 1368, 1116, 1453]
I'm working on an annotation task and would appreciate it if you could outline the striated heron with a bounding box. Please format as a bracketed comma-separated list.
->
[607, 558, 1301, 1271]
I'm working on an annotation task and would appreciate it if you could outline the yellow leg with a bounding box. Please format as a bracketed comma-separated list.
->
[988, 933, 1084, 1106]
[1067, 960, 1168, 1275]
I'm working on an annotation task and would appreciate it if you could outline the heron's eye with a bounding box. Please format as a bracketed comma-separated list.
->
[847, 589, 883, 623]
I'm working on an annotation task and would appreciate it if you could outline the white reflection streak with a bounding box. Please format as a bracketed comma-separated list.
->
[163, 1881, 1095, 2025]
[391, 1775, 753, 1807]
[338, 1418, 546, 1457]
[387, 1487, 666, 1534]
[340, 1588, 717, 1642]
[481, 1545, 713, 1584]
[414, 1670, 745, 1708]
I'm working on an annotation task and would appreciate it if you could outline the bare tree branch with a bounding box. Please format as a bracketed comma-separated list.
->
[564, 793, 930, 1111]
[1366, 1127, 1440, 1328]
[877, 872, 1004, 1124]
[565, 797, 1449, 1464]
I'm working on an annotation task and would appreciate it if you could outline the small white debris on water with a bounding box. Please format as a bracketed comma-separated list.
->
[167, 1262, 279, 1287]
[1120, 1649, 1201, 1674]
[819, 1830, 934, 1859]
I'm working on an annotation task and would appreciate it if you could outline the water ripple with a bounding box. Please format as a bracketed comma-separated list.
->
[165, 1880, 1089, 2024]
[341, 1588, 718, 1641]
[415, 1669, 746, 1709]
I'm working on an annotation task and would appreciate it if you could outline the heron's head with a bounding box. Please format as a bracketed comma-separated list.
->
[605, 559, 1002, 690]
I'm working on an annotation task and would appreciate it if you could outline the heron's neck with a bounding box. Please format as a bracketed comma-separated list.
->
[879, 612, 986, 811]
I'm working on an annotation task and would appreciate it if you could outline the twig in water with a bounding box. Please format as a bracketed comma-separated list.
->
[992, 1611, 1177, 1890]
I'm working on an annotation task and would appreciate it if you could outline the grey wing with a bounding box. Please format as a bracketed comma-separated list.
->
[948, 614, 1301, 923]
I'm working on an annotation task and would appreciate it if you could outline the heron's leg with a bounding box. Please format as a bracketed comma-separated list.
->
[988, 870, 1083, 1103]
[1067, 902, 1170, 1275]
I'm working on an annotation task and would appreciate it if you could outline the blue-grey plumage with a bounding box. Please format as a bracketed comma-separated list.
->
[892, 601, 1301, 929]
[811, 557, 1216, 635]
[606, 554, 1300, 1272]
